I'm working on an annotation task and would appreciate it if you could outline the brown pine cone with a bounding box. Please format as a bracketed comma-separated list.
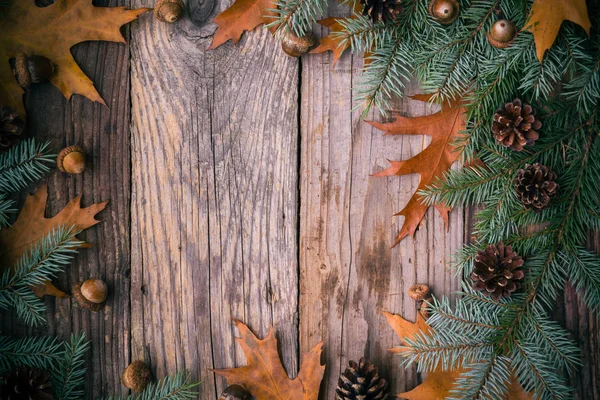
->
[360, 0, 403, 24]
[491, 98, 541, 151]
[0, 105, 24, 151]
[0, 366, 53, 400]
[471, 242, 524, 301]
[514, 163, 558, 211]
[336, 358, 389, 400]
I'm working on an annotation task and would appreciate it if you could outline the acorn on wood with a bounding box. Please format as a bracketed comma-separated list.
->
[155, 0, 185, 23]
[281, 31, 316, 57]
[409, 283, 433, 319]
[12, 53, 54, 89]
[428, 0, 459, 25]
[487, 19, 517, 48]
[121, 360, 152, 393]
[72, 278, 108, 312]
[219, 385, 253, 400]
[57, 145, 86, 174]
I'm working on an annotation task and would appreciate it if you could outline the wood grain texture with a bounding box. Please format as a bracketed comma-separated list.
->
[128, 1, 299, 398]
[299, 6, 463, 397]
[3, 0, 133, 398]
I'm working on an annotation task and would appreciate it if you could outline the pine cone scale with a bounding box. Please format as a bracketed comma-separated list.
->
[491, 98, 541, 151]
[471, 243, 525, 301]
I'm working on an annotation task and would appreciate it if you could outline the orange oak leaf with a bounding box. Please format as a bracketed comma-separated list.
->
[214, 319, 325, 400]
[310, 18, 350, 64]
[525, 0, 591, 62]
[0, 185, 108, 297]
[0, 0, 150, 117]
[209, 0, 277, 49]
[382, 310, 431, 346]
[367, 94, 466, 247]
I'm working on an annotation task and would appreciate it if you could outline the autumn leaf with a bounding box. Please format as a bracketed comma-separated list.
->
[311, 18, 350, 64]
[213, 319, 325, 400]
[367, 94, 465, 247]
[0, 0, 149, 116]
[209, 0, 277, 49]
[383, 310, 532, 400]
[525, 0, 591, 62]
[0, 185, 108, 297]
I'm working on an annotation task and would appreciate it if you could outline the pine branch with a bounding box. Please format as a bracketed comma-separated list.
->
[52, 333, 90, 400]
[0, 335, 62, 372]
[0, 138, 54, 194]
[0, 193, 15, 228]
[106, 371, 201, 400]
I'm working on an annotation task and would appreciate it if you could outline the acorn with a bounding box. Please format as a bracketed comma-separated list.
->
[281, 31, 315, 57]
[408, 283, 431, 301]
[72, 278, 108, 312]
[57, 145, 86, 174]
[155, 0, 185, 23]
[121, 360, 152, 393]
[487, 19, 517, 48]
[420, 296, 434, 319]
[219, 385, 253, 400]
[428, 0, 459, 25]
[13, 53, 54, 89]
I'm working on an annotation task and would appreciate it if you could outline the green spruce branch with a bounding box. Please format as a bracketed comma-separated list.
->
[106, 371, 201, 400]
[0, 138, 55, 194]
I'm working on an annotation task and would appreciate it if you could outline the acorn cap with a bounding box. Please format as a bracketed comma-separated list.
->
[73, 279, 107, 312]
[219, 385, 253, 400]
[14, 53, 32, 88]
[429, 0, 459, 25]
[121, 361, 152, 393]
[57, 145, 86, 174]
[408, 283, 431, 301]
[487, 19, 517, 49]
[27, 55, 55, 83]
[155, 0, 185, 23]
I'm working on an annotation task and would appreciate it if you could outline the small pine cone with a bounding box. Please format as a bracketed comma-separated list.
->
[471, 242, 524, 301]
[336, 358, 389, 400]
[514, 163, 558, 211]
[491, 98, 541, 151]
[360, 0, 403, 24]
[0, 366, 53, 400]
[0, 105, 24, 151]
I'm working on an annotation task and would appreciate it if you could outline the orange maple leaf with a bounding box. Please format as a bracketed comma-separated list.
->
[0, 185, 108, 297]
[383, 310, 533, 400]
[214, 320, 325, 400]
[0, 0, 149, 117]
[367, 94, 466, 247]
[209, 0, 277, 49]
[525, 0, 591, 62]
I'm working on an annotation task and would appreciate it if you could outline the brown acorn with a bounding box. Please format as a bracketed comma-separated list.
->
[219, 385, 253, 400]
[73, 278, 108, 312]
[487, 19, 517, 48]
[428, 0, 459, 25]
[57, 145, 86, 174]
[121, 361, 152, 393]
[13, 53, 54, 89]
[408, 283, 430, 301]
[281, 31, 315, 57]
[155, 0, 185, 23]
[420, 296, 434, 319]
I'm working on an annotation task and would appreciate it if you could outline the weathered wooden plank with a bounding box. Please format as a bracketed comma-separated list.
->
[300, 13, 463, 398]
[4, 0, 133, 397]
[128, 2, 300, 397]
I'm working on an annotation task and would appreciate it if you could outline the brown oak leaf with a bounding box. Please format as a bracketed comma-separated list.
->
[213, 319, 325, 400]
[310, 18, 350, 64]
[383, 310, 532, 400]
[367, 94, 466, 247]
[209, 0, 277, 49]
[0, 0, 149, 117]
[0, 185, 108, 297]
[525, 0, 591, 62]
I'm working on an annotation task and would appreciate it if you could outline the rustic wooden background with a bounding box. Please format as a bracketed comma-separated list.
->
[3, 0, 599, 398]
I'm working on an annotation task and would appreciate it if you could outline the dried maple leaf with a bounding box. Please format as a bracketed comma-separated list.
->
[525, 0, 591, 62]
[209, 0, 277, 49]
[383, 310, 532, 400]
[0, 0, 149, 116]
[367, 94, 465, 247]
[0, 185, 108, 297]
[214, 319, 325, 400]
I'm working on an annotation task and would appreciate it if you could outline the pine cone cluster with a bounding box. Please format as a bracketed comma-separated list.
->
[336, 358, 389, 400]
[0, 105, 24, 151]
[0, 366, 53, 400]
[471, 243, 524, 301]
[360, 0, 403, 24]
[514, 163, 558, 211]
[491, 98, 541, 151]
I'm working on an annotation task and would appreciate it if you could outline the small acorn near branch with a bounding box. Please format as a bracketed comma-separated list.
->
[281, 31, 316, 57]
[12, 53, 54, 89]
[57, 145, 86, 174]
[409, 283, 433, 319]
[219, 385, 253, 400]
[73, 278, 108, 312]
[487, 19, 517, 48]
[155, 0, 185, 23]
[121, 360, 152, 393]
